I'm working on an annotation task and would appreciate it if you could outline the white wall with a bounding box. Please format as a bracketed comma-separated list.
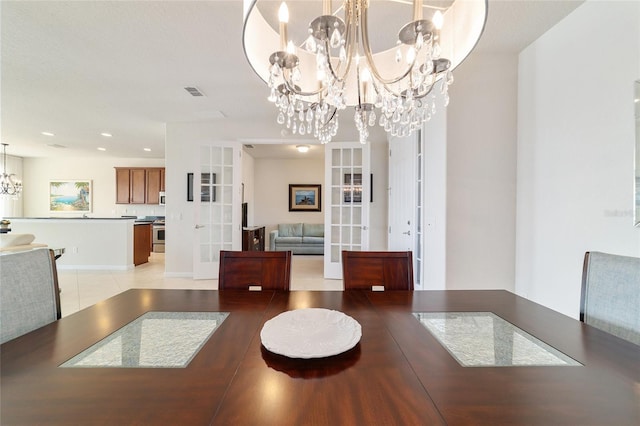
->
[21, 157, 165, 217]
[445, 53, 518, 291]
[516, 0, 640, 317]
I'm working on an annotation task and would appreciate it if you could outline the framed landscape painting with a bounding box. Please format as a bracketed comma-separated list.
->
[49, 180, 92, 213]
[289, 184, 321, 212]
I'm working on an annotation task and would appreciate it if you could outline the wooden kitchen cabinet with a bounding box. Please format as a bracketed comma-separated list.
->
[146, 169, 162, 205]
[115, 167, 165, 204]
[133, 223, 152, 266]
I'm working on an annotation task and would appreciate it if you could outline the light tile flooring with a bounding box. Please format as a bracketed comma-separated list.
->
[58, 253, 342, 318]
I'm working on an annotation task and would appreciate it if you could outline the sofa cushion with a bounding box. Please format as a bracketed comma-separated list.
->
[302, 236, 324, 244]
[275, 236, 303, 244]
[0, 234, 35, 248]
[278, 223, 302, 237]
[303, 223, 324, 237]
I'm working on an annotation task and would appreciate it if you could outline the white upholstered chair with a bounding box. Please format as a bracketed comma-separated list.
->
[581, 251, 640, 345]
[0, 248, 61, 344]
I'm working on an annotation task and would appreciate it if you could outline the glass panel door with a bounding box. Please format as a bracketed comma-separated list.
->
[193, 144, 241, 279]
[324, 142, 370, 279]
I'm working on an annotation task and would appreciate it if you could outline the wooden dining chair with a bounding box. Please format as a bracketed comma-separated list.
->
[0, 248, 62, 344]
[342, 250, 414, 291]
[580, 251, 640, 345]
[218, 250, 292, 290]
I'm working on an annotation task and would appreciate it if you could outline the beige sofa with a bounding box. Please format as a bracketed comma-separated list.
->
[269, 223, 324, 255]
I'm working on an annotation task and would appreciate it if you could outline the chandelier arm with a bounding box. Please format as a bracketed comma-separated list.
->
[280, 71, 325, 98]
[360, 4, 416, 87]
[322, 1, 357, 84]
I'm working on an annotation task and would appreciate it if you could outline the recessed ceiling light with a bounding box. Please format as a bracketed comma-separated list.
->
[97, 147, 107, 151]
[100, 132, 113, 137]
[296, 145, 310, 153]
[144, 148, 151, 152]
[41, 131, 55, 136]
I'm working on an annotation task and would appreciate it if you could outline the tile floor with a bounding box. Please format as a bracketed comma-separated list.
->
[58, 253, 343, 318]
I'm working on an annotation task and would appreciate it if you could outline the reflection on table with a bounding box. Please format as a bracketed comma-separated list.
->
[415, 312, 581, 367]
[62, 312, 229, 368]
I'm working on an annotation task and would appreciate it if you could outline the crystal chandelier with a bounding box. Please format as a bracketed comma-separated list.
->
[243, 0, 487, 144]
[0, 143, 22, 197]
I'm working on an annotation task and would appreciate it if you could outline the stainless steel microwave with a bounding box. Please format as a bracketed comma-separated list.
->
[159, 192, 165, 206]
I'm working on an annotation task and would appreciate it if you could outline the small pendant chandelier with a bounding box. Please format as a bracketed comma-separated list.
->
[0, 143, 23, 197]
[243, 0, 487, 144]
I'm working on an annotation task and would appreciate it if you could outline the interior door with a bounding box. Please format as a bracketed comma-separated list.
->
[388, 134, 416, 251]
[193, 144, 241, 279]
[324, 142, 371, 279]
[388, 131, 423, 289]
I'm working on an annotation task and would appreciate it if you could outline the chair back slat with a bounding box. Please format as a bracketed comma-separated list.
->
[342, 251, 414, 291]
[581, 251, 640, 345]
[218, 251, 291, 290]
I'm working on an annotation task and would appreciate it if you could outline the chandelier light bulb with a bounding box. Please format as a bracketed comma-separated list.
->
[278, 2, 289, 50]
[433, 10, 444, 30]
[278, 2, 289, 23]
[296, 145, 310, 153]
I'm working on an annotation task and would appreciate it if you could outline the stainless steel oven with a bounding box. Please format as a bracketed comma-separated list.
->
[152, 221, 165, 253]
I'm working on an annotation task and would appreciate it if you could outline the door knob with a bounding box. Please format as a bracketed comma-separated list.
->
[402, 230, 411, 235]
[195, 224, 205, 229]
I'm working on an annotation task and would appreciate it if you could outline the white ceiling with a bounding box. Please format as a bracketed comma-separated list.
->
[1, 0, 583, 160]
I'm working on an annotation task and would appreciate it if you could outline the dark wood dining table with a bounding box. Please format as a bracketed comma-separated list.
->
[1, 289, 638, 425]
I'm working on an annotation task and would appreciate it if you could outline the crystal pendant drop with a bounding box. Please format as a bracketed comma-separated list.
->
[416, 32, 424, 50]
[339, 46, 347, 62]
[330, 29, 341, 48]
[292, 67, 301, 82]
[368, 111, 376, 127]
[299, 123, 305, 134]
[299, 109, 305, 122]
[433, 42, 441, 59]
[446, 70, 454, 85]
[277, 111, 285, 124]
[268, 87, 277, 103]
[305, 36, 317, 52]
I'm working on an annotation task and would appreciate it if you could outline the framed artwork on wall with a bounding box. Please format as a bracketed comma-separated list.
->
[289, 184, 321, 212]
[49, 180, 92, 213]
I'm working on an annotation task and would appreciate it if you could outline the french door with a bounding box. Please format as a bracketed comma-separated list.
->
[324, 142, 371, 279]
[193, 143, 242, 279]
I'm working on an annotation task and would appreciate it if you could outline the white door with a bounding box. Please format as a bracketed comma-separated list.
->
[324, 142, 371, 279]
[388, 131, 423, 289]
[193, 144, 242, 279]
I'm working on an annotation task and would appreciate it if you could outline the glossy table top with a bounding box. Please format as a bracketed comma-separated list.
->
[1, 289, 638, 425]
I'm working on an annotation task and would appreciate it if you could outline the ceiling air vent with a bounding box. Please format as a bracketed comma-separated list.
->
[184, 86, 205, 97]
[244, 144, 255, 149]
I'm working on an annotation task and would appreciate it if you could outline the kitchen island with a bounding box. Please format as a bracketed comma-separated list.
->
[8, 218, 136, 270]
